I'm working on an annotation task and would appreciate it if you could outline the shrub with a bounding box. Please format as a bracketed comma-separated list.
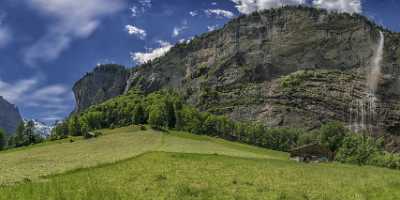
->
[335, 134, 383, 166]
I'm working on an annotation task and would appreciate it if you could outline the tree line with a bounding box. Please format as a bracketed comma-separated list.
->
[2, 90, 398, 170]
[0, 120, 43, 150]
[50, 89, 400, 170]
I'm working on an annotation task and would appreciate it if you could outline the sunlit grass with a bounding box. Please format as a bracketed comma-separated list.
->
[1, 126, 399, 200]
[1, 152, 400, 200]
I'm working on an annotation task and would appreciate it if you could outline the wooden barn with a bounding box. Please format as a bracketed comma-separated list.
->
[289, 143, 334, 163]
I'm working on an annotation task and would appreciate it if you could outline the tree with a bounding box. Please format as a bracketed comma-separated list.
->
[335, 134, 382, 166]
[148, 106, 165, 129]
[319, 122, 348, 153]
[25, 120, 36, 145]
[15, 122, 27, 147]
[133, 103, 146, 124]
[80, 121, 90, 139]
[7, 136, 15, 148]
[52, 121, 69, 139]
[165, 100, 176, 129]
[0, 129, 6, 151]
[68, 116, 82, 136]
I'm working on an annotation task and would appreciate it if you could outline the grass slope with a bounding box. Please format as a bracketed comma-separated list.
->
[1, 127, 400, 200]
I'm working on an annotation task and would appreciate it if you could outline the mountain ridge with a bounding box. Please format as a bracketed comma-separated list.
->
[73, 6, 400, 150]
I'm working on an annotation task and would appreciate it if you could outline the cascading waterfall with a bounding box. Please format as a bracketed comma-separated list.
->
[350, 31, 384, 133]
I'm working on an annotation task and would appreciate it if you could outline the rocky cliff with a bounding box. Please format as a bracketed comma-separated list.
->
[73, 64, 128, 112]
[0, 96, 23, 135]
[73, 7, 400, 149]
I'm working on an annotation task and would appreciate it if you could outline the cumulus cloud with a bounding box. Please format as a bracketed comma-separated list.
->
[131, 40, 173, 64]
[230, 0, 306, 14]
[130, 0, 152, 17]
[312, 0, 361, 14]
[231, 0, 361, 14]
[189, 11, 198, 17]
[125, 25, 147, 40]
[205, 9, 235, 19]
[0, 77, 73, 121]
[23, 0, 125, 66]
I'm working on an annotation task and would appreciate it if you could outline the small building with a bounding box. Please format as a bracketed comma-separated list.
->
[289, 143, 334, 163]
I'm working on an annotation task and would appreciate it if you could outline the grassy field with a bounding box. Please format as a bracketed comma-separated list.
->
[1, 126, 400, 200]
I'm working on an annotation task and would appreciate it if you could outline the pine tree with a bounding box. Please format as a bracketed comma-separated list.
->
[0, 129, 6, 151]
[15, 122, 27, 147]
[68, 116, 82, 136]
[133, 104, 146, 124]
[25, 120, 36, 145]
[165, 100, 176, 128]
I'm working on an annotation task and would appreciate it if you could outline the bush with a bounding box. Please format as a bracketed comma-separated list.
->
[335, 134, 383, 166]
[319, 122, 348, 153]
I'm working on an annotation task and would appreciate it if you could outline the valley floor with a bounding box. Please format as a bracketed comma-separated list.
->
[0, 126, 399, 200]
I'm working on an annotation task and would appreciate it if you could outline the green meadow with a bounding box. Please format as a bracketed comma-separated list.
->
[1, 126, 399, 200]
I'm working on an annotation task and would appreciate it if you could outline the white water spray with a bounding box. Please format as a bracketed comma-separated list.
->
[349, 31, 384, 133]
[367, 31, 385, 93]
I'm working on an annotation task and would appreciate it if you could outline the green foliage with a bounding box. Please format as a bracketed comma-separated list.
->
[280, 70, 311, 88]
[14, 122, 27, 147]
[132, 104, 146, 124]
[336, 134, 383, 166]
[0, 129, 6, 151]
[148, 105, 166, 129]
[68, 116, 81, 136]
[319, 122, 348, 153]
[51, 121, 69, 140]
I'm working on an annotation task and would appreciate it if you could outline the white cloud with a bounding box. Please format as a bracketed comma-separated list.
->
[231, 0, 361, 14]
[230, 0, 306, 14]
[312, 0, 361, 14]
[125, 25, 147, 40]
[189, 11, 198, 17]
[0, 77, 73, 121]
[131, 40, 173, 64]
[0, 13, 11, 48]
[23, 0, 125, 66]
[207, 25, 219, 32]
[130, 0, 152, 17]
[205, 9, 235, 19]
[139, 0, 152, 8]
[130, 6, 139, 17]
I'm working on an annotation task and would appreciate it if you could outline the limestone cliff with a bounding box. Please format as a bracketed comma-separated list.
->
[73, 64, 128, 112]
[0, 96, 23, 135]
[73, 7, 400, 149]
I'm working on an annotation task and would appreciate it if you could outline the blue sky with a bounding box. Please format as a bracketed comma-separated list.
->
[0, 0, 398, 123]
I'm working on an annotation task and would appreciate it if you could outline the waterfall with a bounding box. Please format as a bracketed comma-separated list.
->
[349, 31, 384, 133]
[367, 31, 385, 93]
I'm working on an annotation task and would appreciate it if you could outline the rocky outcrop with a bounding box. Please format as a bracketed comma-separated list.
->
[73, 7, 400, 148]
[73, 64, 128, 112]
[0, 96, 23, 135]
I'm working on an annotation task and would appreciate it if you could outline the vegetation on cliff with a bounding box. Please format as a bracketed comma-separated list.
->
[51, 90, 400, 170]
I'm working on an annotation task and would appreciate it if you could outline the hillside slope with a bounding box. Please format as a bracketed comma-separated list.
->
[73, 7, 400, 138]
[0, 126, 399, 200]
[0, 126, 284, 185]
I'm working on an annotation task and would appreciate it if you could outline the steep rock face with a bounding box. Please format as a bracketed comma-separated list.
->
[0, 97, 23, 135]
[73, 7, 400, 148]
[73, 64, 128, 112]
[127, 7, 400, 128]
